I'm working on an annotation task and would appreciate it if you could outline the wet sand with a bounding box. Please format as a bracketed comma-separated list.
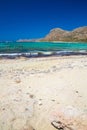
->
[0, 56, 87, 130]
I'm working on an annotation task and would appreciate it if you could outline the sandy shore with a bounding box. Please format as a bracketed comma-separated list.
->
[0, 56, 87, 130]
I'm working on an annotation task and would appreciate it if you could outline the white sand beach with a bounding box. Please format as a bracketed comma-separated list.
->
[0, 56, 87, 130]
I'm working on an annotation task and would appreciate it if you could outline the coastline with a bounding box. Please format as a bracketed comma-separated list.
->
[0, 55, 87, 130]
[0, 50, 87, 59]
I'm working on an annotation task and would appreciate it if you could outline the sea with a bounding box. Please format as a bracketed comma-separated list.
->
[0, 41, 87, 58]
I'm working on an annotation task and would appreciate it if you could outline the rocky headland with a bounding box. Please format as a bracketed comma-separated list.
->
[41, 26, 87, 42]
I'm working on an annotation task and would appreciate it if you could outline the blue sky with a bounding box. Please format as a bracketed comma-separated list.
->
[0, 0, 87, 40]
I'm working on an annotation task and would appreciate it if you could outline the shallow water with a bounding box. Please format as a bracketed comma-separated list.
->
[0, 42, 87, 57]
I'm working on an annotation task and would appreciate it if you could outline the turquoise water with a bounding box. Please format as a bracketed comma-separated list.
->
[0, 42, 87, 57]
[0, 42, 87, 52]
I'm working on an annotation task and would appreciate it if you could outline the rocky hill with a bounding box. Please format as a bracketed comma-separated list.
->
[41, 26, 87, 42]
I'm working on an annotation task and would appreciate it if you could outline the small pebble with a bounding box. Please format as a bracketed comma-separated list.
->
[15, 78, 21, 83]
[76, 91, 79, 93]
[51, 99, 55, 102]
[2, 108, 5, 111]
[30, 94, 34, 98]
[38, 101, 42, 106]
[25, 108, 29, 111]
[39, 99, 42, 101]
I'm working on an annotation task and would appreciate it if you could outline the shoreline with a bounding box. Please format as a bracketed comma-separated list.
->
[0, 50, 87, 59]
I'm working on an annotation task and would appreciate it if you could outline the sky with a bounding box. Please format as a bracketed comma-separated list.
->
[0, 0, 87, 40]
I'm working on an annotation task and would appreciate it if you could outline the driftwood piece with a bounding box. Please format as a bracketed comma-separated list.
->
[51, 121, 74, 130]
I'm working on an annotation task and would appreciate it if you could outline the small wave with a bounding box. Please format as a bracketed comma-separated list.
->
[0, 50, 87, 59]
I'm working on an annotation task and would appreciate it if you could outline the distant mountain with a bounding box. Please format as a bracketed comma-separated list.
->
[41, 26, 87, 42]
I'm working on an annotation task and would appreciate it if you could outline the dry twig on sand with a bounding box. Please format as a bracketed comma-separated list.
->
[51, 120, 74, 130]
